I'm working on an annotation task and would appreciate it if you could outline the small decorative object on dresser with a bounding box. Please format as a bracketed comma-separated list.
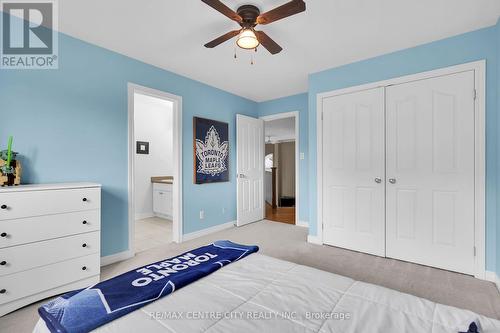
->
[0, 136, 21, 187]
[0, 182, 101, 316]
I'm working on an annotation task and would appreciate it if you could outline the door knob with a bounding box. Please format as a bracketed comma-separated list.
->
[238, 174, 246, 178]
[389, 178, 396, 184]
[374, 177, 382, 183]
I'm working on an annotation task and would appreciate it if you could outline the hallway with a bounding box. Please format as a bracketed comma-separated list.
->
[265, 202, 295, 225]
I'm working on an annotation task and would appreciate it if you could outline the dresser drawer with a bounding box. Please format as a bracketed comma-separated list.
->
[0, 187, 100, 221]
[0, 254, 99, 306]
[0, 210, 100, 248]
[0, 231, 99, 277]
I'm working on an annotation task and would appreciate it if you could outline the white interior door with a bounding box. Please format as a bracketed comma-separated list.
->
[322, 87, 386, 256]
[385, 71, 475, 275]
[237, 114, 264, 226]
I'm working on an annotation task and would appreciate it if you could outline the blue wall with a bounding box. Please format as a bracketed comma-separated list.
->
[496, 20, 500, 275]
[3, 12, 500, 273]
[308, 25, 499, 273]
[0, 19, 258, 256]
[257, 93, 309, 222]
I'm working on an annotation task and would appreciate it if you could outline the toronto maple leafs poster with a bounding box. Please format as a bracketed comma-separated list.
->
[194, 117, 229, 184]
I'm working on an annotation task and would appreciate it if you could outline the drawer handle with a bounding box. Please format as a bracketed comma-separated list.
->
[0, 261, 6, 266]
[82, 220, 88, 225]
[0, 233, 7, 238]
[82, 266, 87, 271]
[82, 243, 87, 248]
[0, 205, 6, 210]
[82, 198, 88, 202]
[0, 289, 5, 294]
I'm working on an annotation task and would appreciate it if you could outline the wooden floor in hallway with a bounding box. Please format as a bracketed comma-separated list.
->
[265, 202, 295, 225]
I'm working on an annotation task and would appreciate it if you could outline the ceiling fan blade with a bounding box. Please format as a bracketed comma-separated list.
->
[257, 0, 305, 25]
[255, 31, 283, 54]
[204, 30, 241, 48]
[201, 0, 242, 23]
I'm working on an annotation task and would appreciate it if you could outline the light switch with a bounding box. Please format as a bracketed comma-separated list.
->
[300, 152, 305, 160]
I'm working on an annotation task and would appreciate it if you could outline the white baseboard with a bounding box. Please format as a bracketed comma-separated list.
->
[297, 220, 309, 228]
[135, 212, 155, 220]
[101, 221, 235, 266]
[182, 221, 236, 242]
[153, 213, 173, 220]
[485, 271, 500, 293]
[307, 235, 323, 245]
[101, 249, 134, 267]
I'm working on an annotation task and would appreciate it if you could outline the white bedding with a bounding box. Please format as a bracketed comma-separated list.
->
[34, 253, 500, 333]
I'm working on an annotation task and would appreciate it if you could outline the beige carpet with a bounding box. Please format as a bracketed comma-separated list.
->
[2, 220, 499, 332]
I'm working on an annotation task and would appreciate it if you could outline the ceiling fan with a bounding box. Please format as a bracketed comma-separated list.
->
[202, 0, 306, 55]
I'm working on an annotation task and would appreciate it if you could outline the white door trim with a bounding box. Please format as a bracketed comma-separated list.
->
[316, 60, 486, 279]
[127, 83, 183, 255]
[260, 111, 300, 226]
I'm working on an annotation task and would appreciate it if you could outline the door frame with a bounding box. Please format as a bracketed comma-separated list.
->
[316, 60, 486, 279]
[260, 111, 301, 226]
[127, 83, 183, 254]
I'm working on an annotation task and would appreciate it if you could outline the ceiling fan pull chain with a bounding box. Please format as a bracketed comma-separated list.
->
[234, 47, 237, 59]
[250, 53, 254, 65]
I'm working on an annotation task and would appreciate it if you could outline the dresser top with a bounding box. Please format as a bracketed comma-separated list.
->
[0, 182, 101, 193]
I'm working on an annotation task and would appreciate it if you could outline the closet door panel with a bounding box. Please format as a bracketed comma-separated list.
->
[385, 71, 475, 275]
[322, 88, 385, 256]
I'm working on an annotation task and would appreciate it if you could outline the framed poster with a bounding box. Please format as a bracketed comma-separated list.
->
[193, 117, 229, 184]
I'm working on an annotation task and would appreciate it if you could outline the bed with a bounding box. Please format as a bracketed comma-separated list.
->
[34, 253, 500, 333]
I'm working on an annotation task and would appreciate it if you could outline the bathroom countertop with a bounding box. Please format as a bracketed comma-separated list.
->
[151, 176, 173, 184]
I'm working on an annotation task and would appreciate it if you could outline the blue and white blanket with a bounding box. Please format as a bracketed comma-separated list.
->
[38, 240, 259, 333]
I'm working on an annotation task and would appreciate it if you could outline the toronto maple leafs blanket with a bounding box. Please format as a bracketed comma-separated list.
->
[38, 240, 259, 333]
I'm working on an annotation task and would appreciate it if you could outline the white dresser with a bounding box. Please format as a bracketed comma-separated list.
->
[0, 183, 101, 316]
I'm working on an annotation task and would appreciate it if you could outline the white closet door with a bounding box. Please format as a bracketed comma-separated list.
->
[386, 71, 475, 275]
[322, 87, 385, 256]
[236, 114, 265, 226]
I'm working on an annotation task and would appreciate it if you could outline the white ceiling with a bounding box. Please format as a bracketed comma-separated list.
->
[265, 117, 295, 142]
[56, 0, 500, 102]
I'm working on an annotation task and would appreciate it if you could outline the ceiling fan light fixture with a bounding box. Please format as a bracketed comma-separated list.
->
[236, 28, 259, 49]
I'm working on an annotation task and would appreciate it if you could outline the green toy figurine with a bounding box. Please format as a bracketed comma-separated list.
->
[0, 136, 21, 186]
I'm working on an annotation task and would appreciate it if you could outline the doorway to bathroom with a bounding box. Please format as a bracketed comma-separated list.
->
[128, 83, 183, 254]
